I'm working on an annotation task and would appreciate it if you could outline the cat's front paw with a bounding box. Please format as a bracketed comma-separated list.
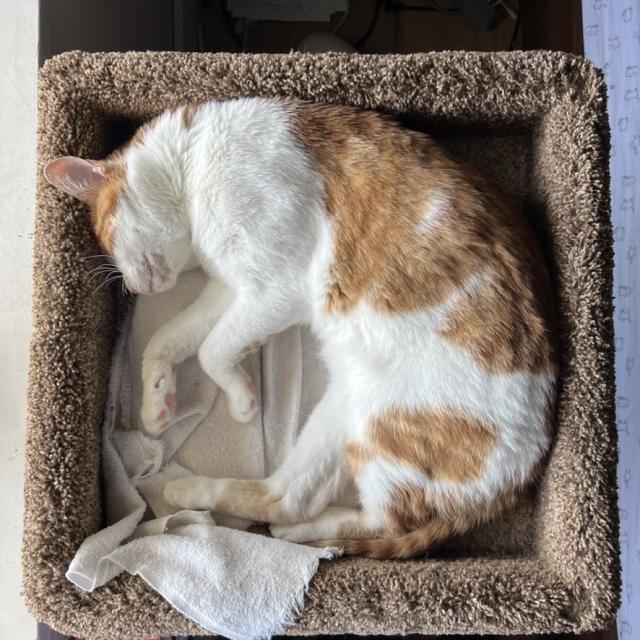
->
[141, 360, 177, 435]
[226, 365, 259, 423]
[164, 476, 219, 510]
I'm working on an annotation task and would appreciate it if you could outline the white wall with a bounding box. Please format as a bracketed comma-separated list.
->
[0, 0, 38, 636]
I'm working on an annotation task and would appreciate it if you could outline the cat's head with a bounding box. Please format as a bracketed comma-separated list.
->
[43, 154, 191, 294]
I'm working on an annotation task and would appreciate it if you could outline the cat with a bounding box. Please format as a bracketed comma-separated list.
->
[44, 97, 557, 558]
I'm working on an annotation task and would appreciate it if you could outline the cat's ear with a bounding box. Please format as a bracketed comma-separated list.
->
[43, 156, 108, 204]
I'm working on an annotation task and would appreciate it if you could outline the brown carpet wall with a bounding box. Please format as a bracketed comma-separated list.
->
[23, 51, 619, 639]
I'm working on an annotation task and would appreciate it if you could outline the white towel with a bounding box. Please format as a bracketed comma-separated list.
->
[66, 268, 337, 640]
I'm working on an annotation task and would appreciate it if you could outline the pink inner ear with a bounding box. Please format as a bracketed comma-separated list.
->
[44, 156, 107, 201]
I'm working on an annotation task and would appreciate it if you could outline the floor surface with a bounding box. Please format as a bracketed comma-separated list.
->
[0, 0, 38, 636]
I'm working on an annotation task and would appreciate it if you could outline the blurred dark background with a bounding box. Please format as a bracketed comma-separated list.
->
[39, 0, 583, 67]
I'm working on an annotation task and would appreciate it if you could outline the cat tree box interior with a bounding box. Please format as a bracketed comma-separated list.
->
[24, 51, 619, 639]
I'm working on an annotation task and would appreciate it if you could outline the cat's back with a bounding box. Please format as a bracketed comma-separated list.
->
[291, 102, 556, 447]
[291, 101, 555, 366]
[188, 98, 307, 171]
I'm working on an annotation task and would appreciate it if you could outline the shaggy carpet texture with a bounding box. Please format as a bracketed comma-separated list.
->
[24, 51, 619, 639]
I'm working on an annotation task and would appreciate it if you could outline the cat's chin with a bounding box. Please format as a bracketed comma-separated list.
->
[149, 279, 177, 295]
[133, 276, 177, 296]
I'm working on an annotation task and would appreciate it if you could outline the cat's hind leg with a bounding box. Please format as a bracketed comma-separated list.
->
[269, 507, 379, 543]
[163, 455, 347, 525]
[164, 383, 351, 524]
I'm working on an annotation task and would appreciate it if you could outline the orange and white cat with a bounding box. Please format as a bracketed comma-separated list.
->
[45, 98, 557, 558]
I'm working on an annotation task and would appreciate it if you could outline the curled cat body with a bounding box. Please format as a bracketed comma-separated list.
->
[45, 97, 557, 558]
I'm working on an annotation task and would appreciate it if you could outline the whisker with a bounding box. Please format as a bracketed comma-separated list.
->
[85, 260, 121, 287]
[83, 254, 126, 295]
[82, 254, 112, 261]
[88, 272, 110, 285]
[87, 267, 119, 284]
[94, 273, 122, 294]
[86, 265, 117, 276]
[93, 281, 116, 295]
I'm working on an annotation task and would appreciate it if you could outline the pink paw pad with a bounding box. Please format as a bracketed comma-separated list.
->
[165, 393, 176, 408]
[157, 409, 167, 422]
[248, 380, 257, 395]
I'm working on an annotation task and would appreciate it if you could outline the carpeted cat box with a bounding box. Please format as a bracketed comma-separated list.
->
[24, 51, 619, 639]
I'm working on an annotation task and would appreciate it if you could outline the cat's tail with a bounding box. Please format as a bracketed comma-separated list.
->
[310, 516, 458, 560]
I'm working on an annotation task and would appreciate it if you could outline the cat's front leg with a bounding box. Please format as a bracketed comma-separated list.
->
[141, 278, 234, 434]
[197, 294, 298, 423]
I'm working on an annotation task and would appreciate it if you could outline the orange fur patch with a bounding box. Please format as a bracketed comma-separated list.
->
[386, 484, 436, 534]
[292, 102, 556, 375]
[433, 184, 557, 375]
[345, 442, 372, 475]
[182, 103, 200, 128]
[216, 479, 296, 524]
[369, 409, 497, 484]
[88, 163, 125, 254]
[293, 103, 452, 313]
[387, 480, 520, 534]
